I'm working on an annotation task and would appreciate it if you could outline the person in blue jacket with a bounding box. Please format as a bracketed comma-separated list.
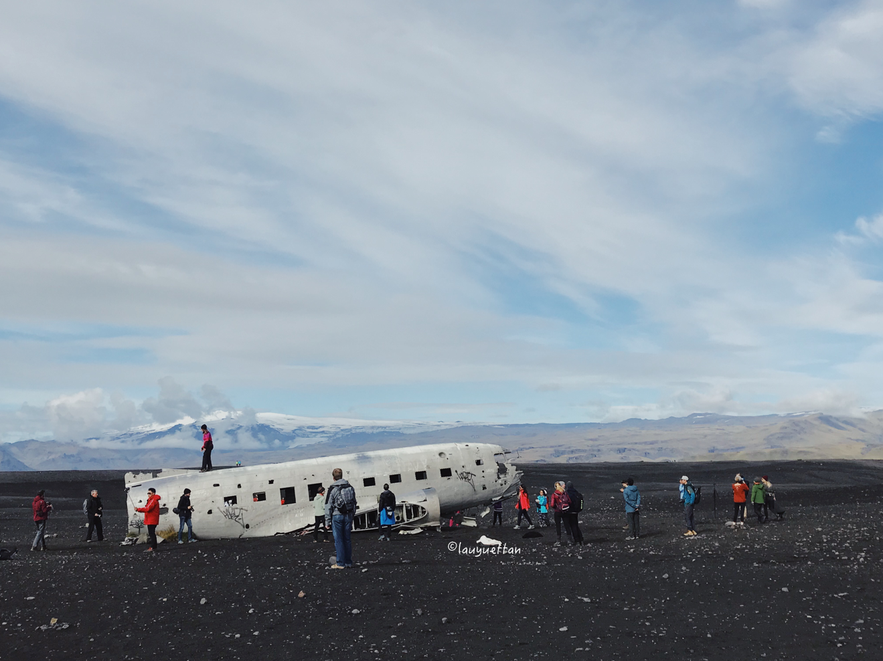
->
[680, 475, 697, 536]
[620, 477, 641, 539]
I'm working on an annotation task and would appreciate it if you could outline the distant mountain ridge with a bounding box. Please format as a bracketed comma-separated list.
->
[2, 410, 883, 471]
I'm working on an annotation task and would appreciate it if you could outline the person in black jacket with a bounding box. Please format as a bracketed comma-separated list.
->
[177, 488, 196, 544]
[565, 481, 584, 546]
[85, 489, 104, 542]
[378, 484, 396, 541]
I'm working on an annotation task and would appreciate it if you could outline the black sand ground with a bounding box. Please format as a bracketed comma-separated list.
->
[1, 460, 881, 660]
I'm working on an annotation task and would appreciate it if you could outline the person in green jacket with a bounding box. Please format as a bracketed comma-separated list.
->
[750, 476, 767, 524]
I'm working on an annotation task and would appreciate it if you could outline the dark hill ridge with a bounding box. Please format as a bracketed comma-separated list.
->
[4, 410, 883, 470]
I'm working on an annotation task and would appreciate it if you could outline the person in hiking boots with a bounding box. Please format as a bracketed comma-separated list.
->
[750, 476, 767, 524]
[514, 485, 534, 529]
[621, 478, 641, 539]
[680, 476, 697, 536]
[177, 488, 196, 544]
[565, 481, 584, 545]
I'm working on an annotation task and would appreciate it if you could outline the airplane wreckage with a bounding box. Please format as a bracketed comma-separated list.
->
[124, 443, 521, 542]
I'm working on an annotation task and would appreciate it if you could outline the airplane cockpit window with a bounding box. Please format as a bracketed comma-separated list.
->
[280, 486, 296, 505]
[415, 471, 428, 480]
[440, 468, 452, 477]
[363, 477, 376, 487]
[389, 474, 402, 483]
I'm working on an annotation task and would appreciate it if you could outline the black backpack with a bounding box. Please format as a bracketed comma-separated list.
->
[568, 488, 584, 514]
[692, 485, 702, 506]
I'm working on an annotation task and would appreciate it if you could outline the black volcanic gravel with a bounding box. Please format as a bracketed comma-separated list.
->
[1, 460, 881, 660]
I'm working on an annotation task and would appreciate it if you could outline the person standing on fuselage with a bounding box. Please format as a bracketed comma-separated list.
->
[200, 424, 213, 472]
[85, 489, 104, 542]
[136, 488, 162, 552]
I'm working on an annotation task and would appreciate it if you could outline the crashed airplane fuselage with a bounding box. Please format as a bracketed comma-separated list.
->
[124, 442, 521, 541]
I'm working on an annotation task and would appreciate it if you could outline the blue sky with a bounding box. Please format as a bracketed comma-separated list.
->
[2, 0, 883, 442]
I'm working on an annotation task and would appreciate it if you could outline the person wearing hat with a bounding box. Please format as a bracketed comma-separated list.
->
[732, 475, 750, 525]
[750, 476, 767, 524]
[679, 476, 697, 536]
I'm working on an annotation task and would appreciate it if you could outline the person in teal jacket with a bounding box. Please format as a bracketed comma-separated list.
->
[621, 478, 641, 539]
[535, 489, 550, 527]
[679, 476, 697, 536]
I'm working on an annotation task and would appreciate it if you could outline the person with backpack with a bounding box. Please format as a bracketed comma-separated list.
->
[514, 485, 534, 530]
[565, 481, 584, 546]
[200, 424, 213, 472]
[550, 481, 572, 546]
[679, 476, 698, 536]
[750, 476, 767, 524]
[176, 488, 196, 544]
[31, 490, 53, 551]
[325, 468, 357, 568]
[378, 483, 396, 541]
[621, 478, 641, 540]
[84, 489, 104, 542]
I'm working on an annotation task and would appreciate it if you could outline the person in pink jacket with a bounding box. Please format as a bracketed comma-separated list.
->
[200, 424, 213, 472]
[136, 488, 162, 552]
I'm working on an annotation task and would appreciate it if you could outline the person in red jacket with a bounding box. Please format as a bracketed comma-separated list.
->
[514, 485, 534, 530]
[200, 424, 213, 472]
[136, 488, 162, 552]
[732, 474, 750, 525]
[31, 490, 53, 551]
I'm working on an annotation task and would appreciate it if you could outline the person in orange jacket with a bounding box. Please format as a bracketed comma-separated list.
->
[514, 485, 534, 530]
[732, 474, 750, 525]
[136, 488, 162, 552]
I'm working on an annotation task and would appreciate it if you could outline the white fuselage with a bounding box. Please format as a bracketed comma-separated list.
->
[124, 442, 521, 541]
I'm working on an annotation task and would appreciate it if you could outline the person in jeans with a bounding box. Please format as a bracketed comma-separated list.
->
[621, 478, 641, 539]
[325, 468, 357, 569]
[177, 488, 196, 544]
[136, 488, 162, 552]
[312, 486, 328, 542]
[85, 489, 104, 541]
[31, 490, 52, 551]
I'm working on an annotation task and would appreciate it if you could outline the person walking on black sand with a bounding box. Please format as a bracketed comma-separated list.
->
[550, 481, 572, 546]
[680, 476, 698, 536]
[84, 489, 104, 542]
[750, 476, 766, 524]
[762, 475, 775, 522]
[732, 475, 750, 526]
[491, 499, 503, 527]
[312, 486, 328, 543]
[325, 468, 357, 569]
[565, 481, 584, 546]
[514, 485, 534, 530]
[621, 477, 641, 540]
[200, 424, 213, 472]
[378, 483, 396, 541]
[136, 488, 162, 552]
[31, 490, 53, 551]
[176, 488, 196, 544]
